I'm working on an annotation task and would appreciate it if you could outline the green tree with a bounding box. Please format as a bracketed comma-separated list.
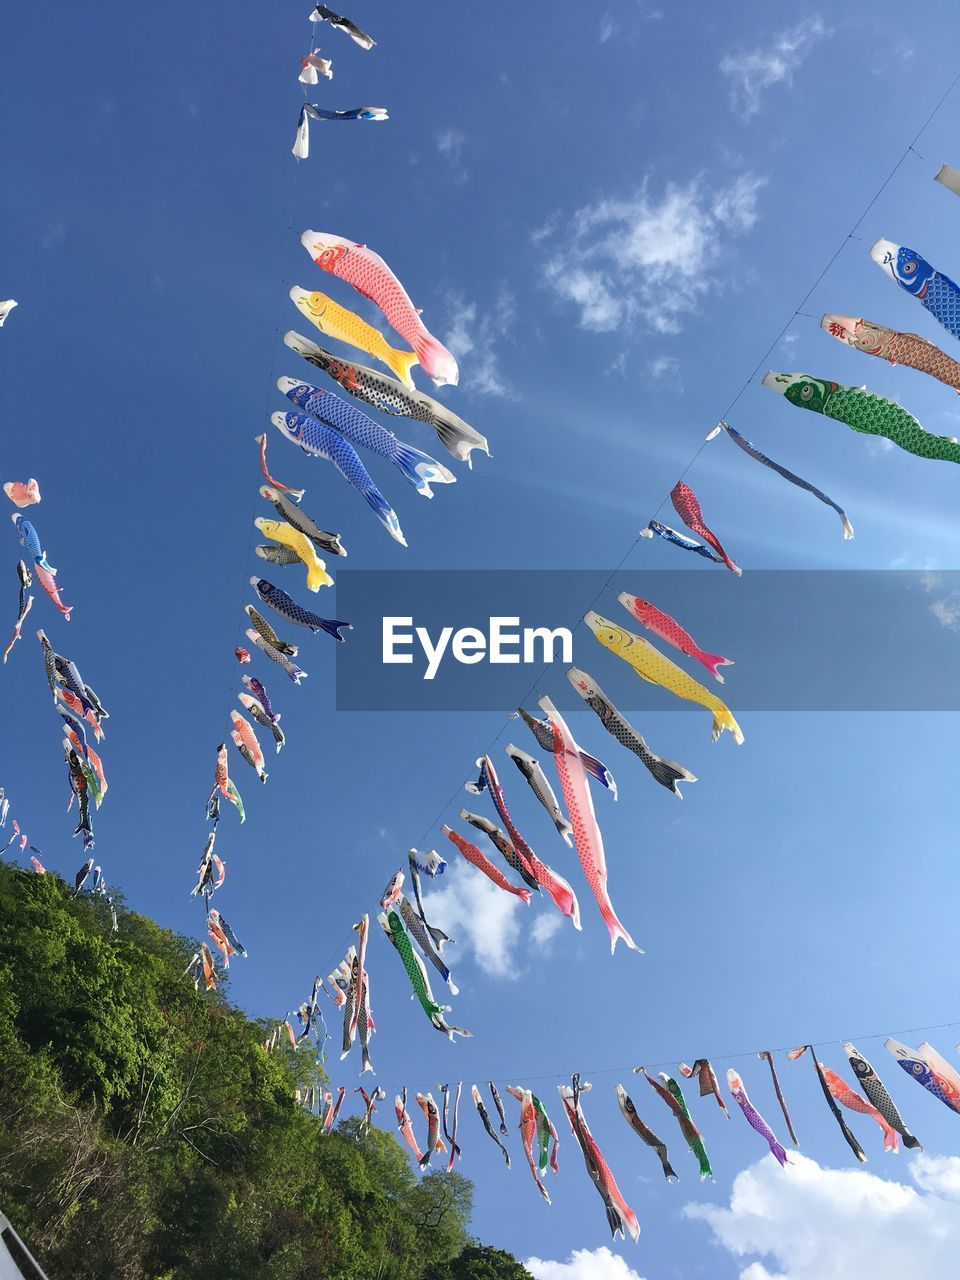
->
[425, 1243, 535, 1279]
[0, 865, 522, 1280]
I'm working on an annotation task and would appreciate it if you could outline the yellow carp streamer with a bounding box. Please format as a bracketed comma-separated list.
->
[584, 612, 744, 744]
[290, 287, 419, 390]
[253, 518, 333, 593]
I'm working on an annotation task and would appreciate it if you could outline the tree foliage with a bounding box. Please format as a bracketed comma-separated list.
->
[0, 866, 527, 1279]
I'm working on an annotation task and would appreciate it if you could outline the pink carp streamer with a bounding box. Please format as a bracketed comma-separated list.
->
[539, 696, 641, 956]
[820, 1065, 899, 1152]
[670, 481, 741, 576]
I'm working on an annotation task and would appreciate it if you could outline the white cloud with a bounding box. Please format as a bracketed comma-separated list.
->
[649, 354, 679, 379]
[422, 864, 525, 979]
[530, 912, 564, 952]
[445, 287, 517, 396]
[686, 1153, 960, 1280]
[918, 570, 960, 633]
[436, 128, 466, 164]
[599, 13, 618, 43]
[720, 18, 827, 120]
[539, 174, 764, 334]
[526, 1246, 647, 1280]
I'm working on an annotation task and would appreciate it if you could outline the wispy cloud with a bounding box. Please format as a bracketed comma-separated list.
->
[445, 287, 518, 397]
[527, 1246, 647, 1280]
[530, 912, 563, 953]
[436, 127, 465, 162]
[919, 569, 960, 633]
[687, 1153, 960, 1279]
[538, 174, 764, 334]
[599, 12, 618, 43]
[649, 354, 679, 379]
[422, 862, 565, 977]
[435, 128, 468, 185]
[720, 17, 827, 119]
[422, 866, 526, 979]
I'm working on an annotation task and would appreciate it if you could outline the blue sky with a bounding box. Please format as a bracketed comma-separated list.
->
[4, 3, 960, 1277]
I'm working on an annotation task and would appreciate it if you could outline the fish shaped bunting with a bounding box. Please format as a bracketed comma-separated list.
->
[821, 313, 960, 395]
[272, 411, 407, 546]
[615, 1084, 677, 1182]
[472, 1084, 510, 1166]
[466, 754, 580, 927]
[871, 239, 960, 343]
[513, 707, 617, 798]
[641, 519, 723, 563]
[289, 289, 418, 390]
[538, 696, 641, 955]
[619, 593, 732, 683]
[670, 481, 740, 575]
[758, 1051, 800, 1148]
[278, 377, 456, 497]
[727, 1069, 788, 1166]
[763, 371, 960, 465]
[284, 331, 490, 464]
[567, 667, 696, 798]
[585, 612, 744, 744]
[559, 1078, 639, 1242]
[706, 420, 854, 540]
[310, 4, 376, 50]
[637, 1068, 714, 1181]
[788, 1046, 866, 1162]
[301, 231, 459, 386]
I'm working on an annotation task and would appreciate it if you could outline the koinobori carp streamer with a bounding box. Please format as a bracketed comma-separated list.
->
[560, 1077, 639, 1243]
[283, 331, 490, 464]
[538, 696, 642, 955]
[278, 376, 456, 497]
[822, 313, 960, 396]
[619, 593, 733, 683]
[870, 239, 960, 343]
[844, 1042, 921, 1150]
[466, 754, 581, 928]
[301, 231, 459, 386]
[670, 481, 741, 575]
[271, 410, 407, 546]
[727, 1069, 789, 1166]
[706, 419, 854, 540]
[567, 667, 696, 799]
[763, 371, 960, 466]
[289, 289, 418, 390]
[615, 1084, 678, 1182]
[585, 612, 744, 744]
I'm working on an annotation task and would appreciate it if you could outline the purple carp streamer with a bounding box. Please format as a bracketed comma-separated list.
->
[707, 420, 853, 539]
[727, 1069, 789, 1166]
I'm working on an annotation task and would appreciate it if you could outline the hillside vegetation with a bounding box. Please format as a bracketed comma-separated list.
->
[0, 865, 530, 1279]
